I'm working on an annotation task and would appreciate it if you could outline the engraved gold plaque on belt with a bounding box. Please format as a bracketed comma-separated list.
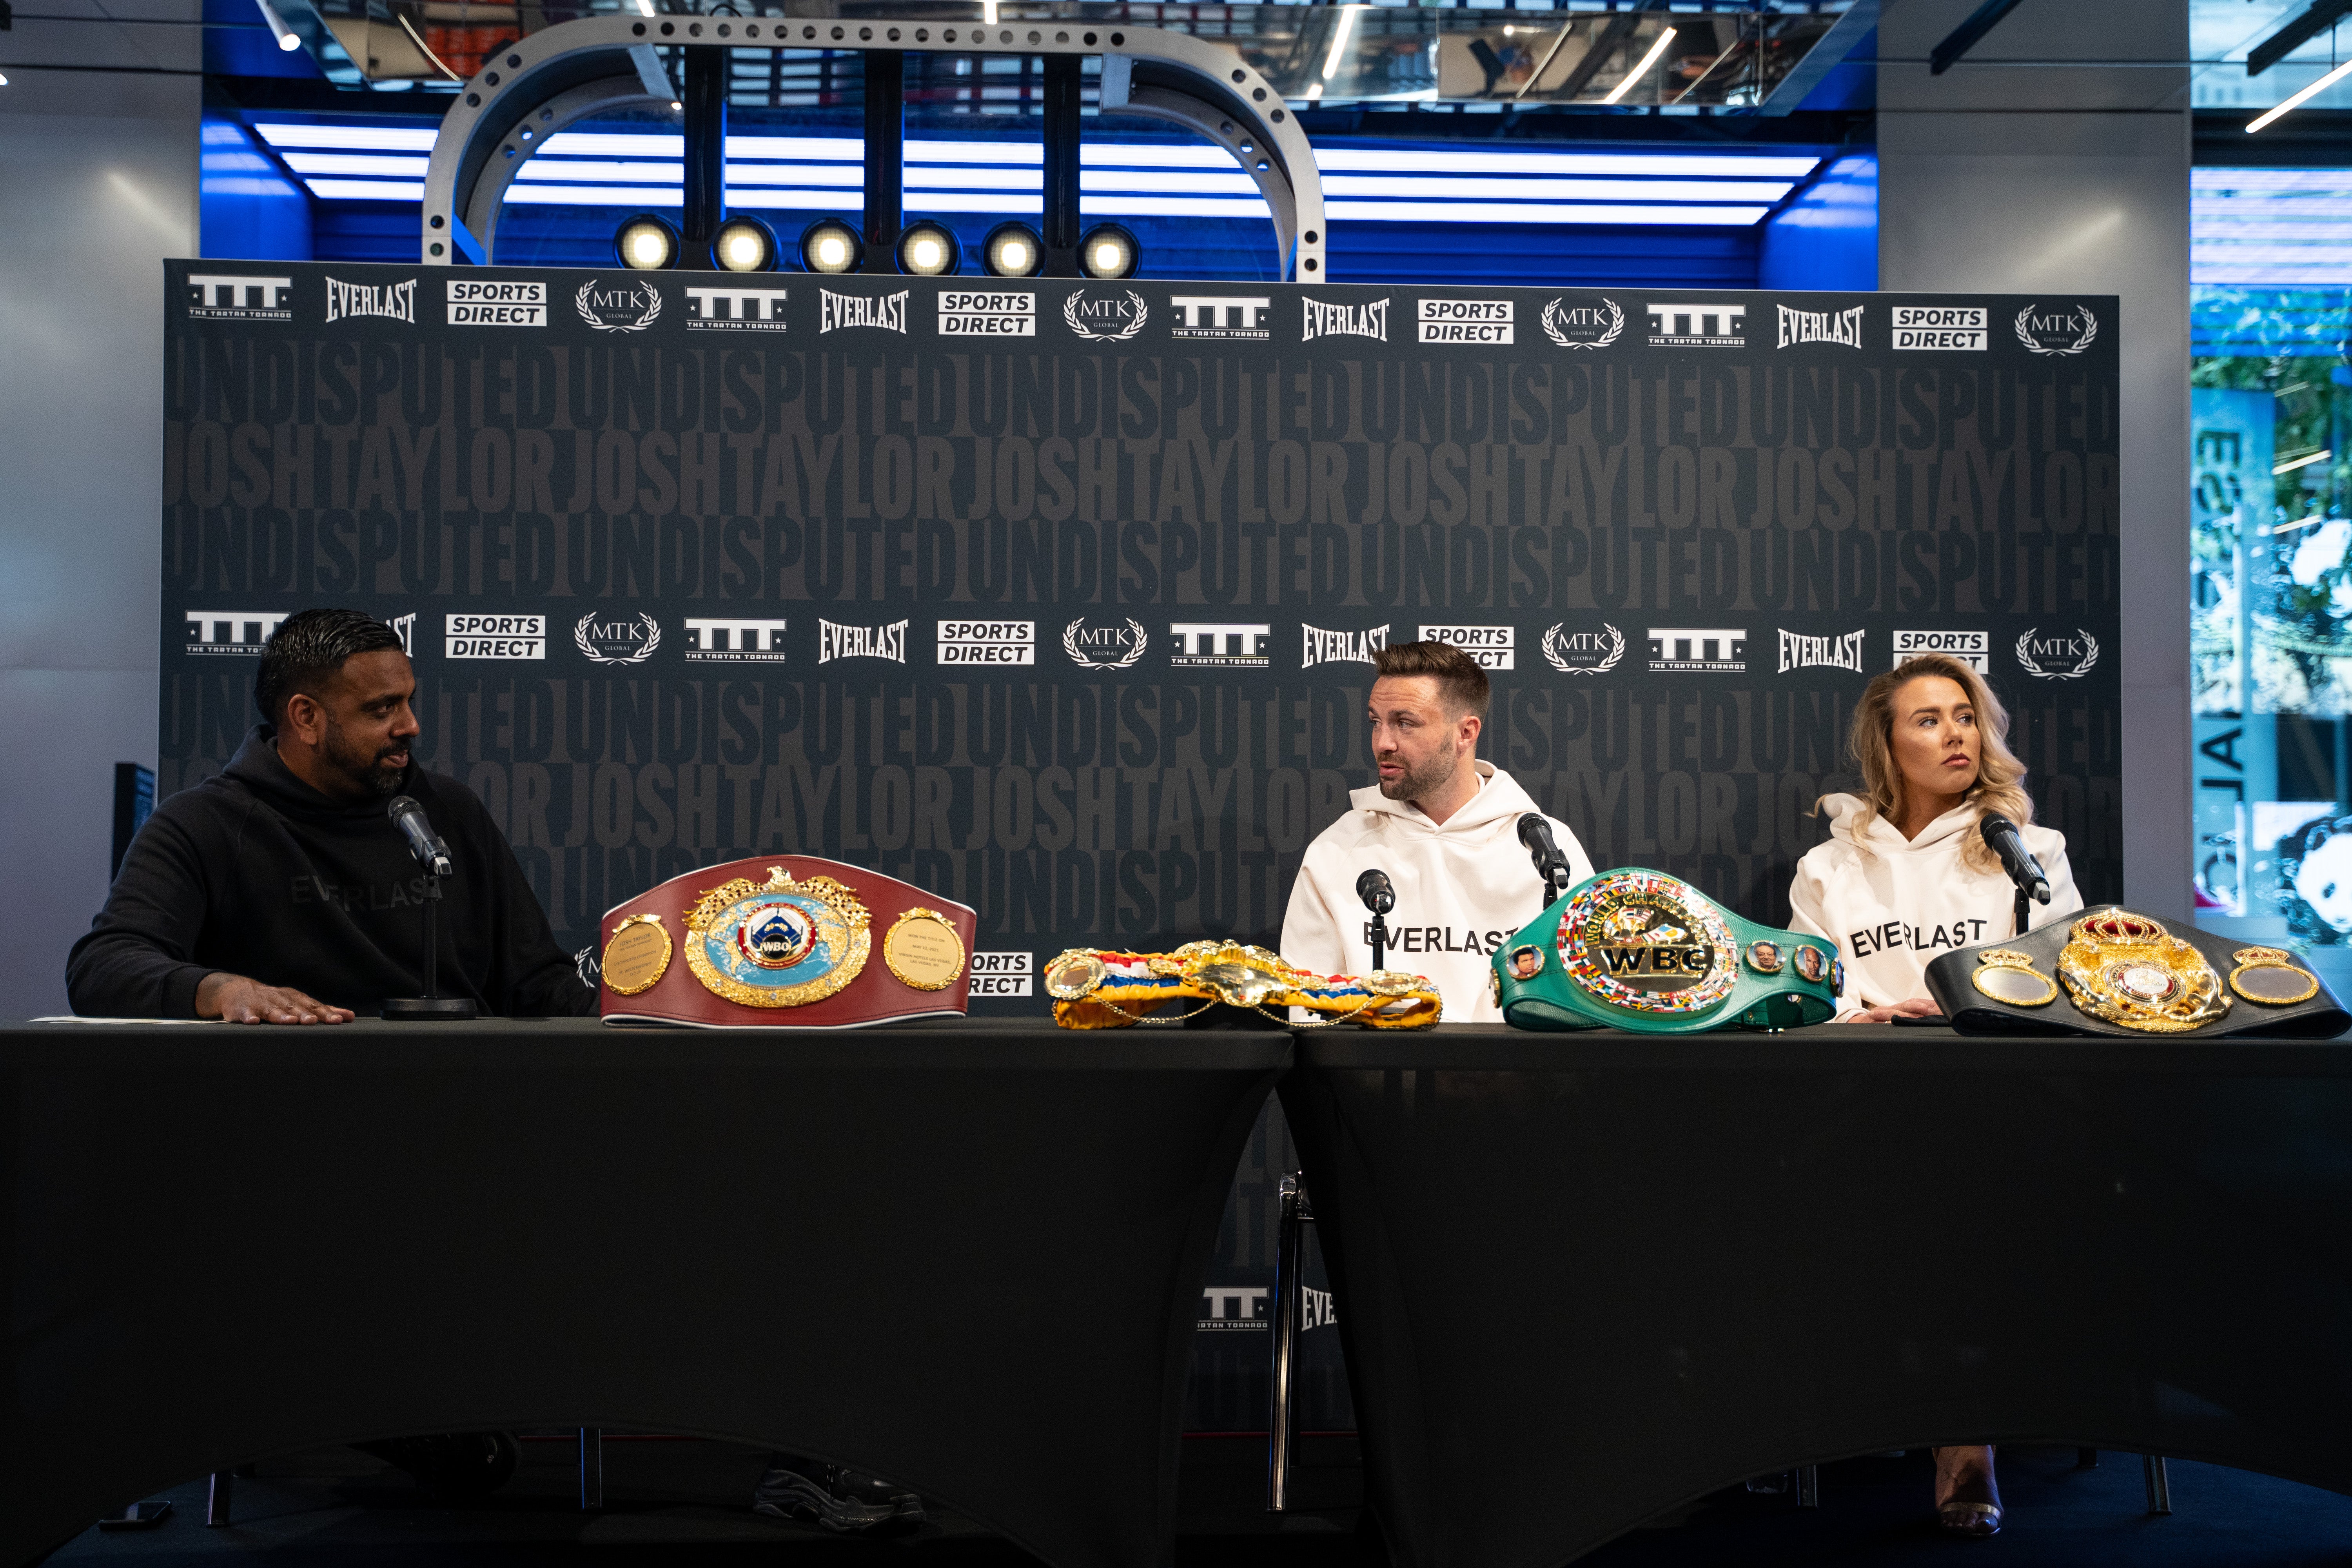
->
[885, 907, 967, 992]
[1971, 948, 2056, 1008]
[2229, 946, 2321, 1006]
[601, 913, 672, 997]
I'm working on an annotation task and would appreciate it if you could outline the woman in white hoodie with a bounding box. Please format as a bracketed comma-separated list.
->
[1787, 651, 2082, 1538]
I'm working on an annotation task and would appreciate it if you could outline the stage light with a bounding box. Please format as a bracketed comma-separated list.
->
[896, 219, 962, 276]
[983, 221, 1043, 277]
[614, 213, 679, 270]
[255, 0, 303, 52]
[800, 217, 862, 274]
[711, 215, 778, 272]
[1078, 223, 1138, 279]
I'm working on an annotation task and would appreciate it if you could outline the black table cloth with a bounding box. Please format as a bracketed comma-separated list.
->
[0, 1018, 1290, 1568]
[1280, 1024, 2352, 1568]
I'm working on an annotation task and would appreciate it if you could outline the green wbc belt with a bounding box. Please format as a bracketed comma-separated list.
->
[1494, 868, 1842, 1033]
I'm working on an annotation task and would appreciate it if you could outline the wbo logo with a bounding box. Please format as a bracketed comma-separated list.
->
[574, 611, 661, 665]
[2016, 628, 2100, 679]
[576, 278, 662, 332]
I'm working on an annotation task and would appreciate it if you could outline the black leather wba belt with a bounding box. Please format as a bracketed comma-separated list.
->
[1924, 906, 2348, 1038]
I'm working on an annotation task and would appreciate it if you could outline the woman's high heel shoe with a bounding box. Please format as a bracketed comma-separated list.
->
[1933, 1446, 2002, 1538]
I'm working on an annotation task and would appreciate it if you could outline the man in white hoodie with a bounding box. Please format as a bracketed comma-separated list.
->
[1280, 641, 1593, 1023]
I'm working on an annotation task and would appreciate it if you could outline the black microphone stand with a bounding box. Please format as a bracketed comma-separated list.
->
[1369, 907, 1388, 972]
[384, 873, 479, 1020]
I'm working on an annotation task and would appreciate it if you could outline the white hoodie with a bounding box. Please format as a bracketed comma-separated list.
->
[1788, 793, 2082, 1019]
[1281, 761, 1592, 1023]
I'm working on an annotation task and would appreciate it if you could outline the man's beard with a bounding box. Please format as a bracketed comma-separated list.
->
[323, 715, 407, 800]
[1377, 748, 1458, 802]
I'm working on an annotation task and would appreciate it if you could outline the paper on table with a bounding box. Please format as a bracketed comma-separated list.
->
[26, 1016, 226, 1025]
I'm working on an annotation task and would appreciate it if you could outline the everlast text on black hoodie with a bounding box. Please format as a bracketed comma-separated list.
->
[67, 725, 595, 1019]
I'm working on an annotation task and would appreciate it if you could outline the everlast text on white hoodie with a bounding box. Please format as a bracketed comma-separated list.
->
[1788, 792, 2082, 1019]
[1281, 762, 1593, 1023]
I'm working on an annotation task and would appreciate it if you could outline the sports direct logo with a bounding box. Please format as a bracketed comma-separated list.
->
[1892, 305, 1986, 351]
[1777, 628, 1865, 673]
[684, 617, 789, 662]
[1418, 299, 1513, 343]
[448, 280, 546, 327]
[1419, 624, 1514, 669]
[1302, 624, 1389, 668]
[938, 619, 1035, 664]
[938, 290, 1034, 337]
[1302, 296, 1389, 343]
[184, 610, 289, 655]
[1777, 304, 1864, 349]
[325, 277, 416, 325]
[446, 613, 546, 660]
[1893, 629, 1989, 670]
[817, 618, 907, 663]
[969, 952, 1033, 997]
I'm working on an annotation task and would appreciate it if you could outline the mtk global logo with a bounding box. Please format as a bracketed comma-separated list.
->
[1542, 297, 1624, 349]
[574, 611, 661, 665]
[446, 614, 546, 660]
[325, 277, 416, 325]
[938, 619, 1035, 665]
[684, 617, 789, 662]
[1647, 303, 1744, 348]
[1302, 623, 1390, 668]
[1170, 295, 1269, 340]
[1776, 303, 1864, 350]
[1063, 617, 1147, 670]
[938, 290, 1034, 337]
[1417, 299, 1512, 344]
[1648, 627, 1747, 672]
[575, 278, 662, 332]
[1542, 623, 1624, 673]
[1892, 305, 1986, 351]
[1418, 624, 1514, 669]
[818, 289, 908, 334]
[818, 618, 908, 663]
[1302, 296, 1389, 343]
[448, 279, 546, 327]
[186, 274, 292, 320]
[968, 951, 1033, 997]
[2015, 628, 2100, 679]
[686, 286, 788, 331]
[1063, 288, 1147, 341]
[2014, 303, 2098, 357]
[1170, 622, 1270, 668]
[184, 610, 289, 655]
[1892, 629, 1989, 671]
[1777, 628, 1866, 673]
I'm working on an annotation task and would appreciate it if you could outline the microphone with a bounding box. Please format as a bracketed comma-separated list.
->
[387, 795, 454, 878]
[1519, 813, 1572, 912]
[1356, 868, 1395, 915]
[1980, 813, 2051, 906]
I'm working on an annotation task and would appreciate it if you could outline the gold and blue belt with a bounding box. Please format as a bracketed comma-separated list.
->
[1493, 868, 1841, 1033]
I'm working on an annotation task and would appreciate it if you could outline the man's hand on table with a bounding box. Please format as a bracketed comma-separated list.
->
[1842, 996, 1941, 1025]
[196, 973, 356, 1025]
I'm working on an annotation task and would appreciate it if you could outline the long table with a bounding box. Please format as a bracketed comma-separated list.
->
[0, 1018, 1290, 1568]
[1278, 1024, 2352, 1568]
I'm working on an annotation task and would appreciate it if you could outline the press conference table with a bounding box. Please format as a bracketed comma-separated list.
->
[1280, 1024, 2352, 1568]
[0, 1018, 1291, 1568]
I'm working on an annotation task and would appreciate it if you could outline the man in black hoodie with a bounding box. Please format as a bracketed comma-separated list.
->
[69, 608, 594, 1022]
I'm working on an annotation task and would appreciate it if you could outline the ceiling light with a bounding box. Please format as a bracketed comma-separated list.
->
[2276, 448, 2334, 475]
[614, 213, 679, 269]
[1320, 4, 1362, 82]
[255, 0, 302, 53]
[636, 0, 656, 14]
[983, 221, 1043, 277]
[711, 215, 778, 272]
[2249, 57, 2352, 132]
[800, 216, 862, 274]
[1078, 222, 1138, 279]
[1601, 25, 1675, 105]
[896, 218, 962, 276]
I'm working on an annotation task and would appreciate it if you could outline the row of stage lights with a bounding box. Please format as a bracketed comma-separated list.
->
[613, 213, 1141, 279]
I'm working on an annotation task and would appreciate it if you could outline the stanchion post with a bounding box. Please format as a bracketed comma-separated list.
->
[862, 51, 904, 272]
[1042, 51, 1081, 276]
[1267, 1172, 1311, 1512]
[682, 45, 727, 256]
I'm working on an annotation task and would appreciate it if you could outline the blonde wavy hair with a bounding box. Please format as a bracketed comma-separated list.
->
[1833, 654, 2034, 875]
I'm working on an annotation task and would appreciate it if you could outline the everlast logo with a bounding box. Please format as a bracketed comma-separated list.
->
[1301, 624, 1388, 668]
[1777, 628, 1866, 673]
[1776, 303, 1864, 349]
[819, 288, 908, 334]
[325, 277, 416, 325]
[818, 618, 908, 663]
[1301, 296, 1388, 343]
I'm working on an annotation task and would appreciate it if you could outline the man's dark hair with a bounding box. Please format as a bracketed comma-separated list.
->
[254, 608, 405, 728]
[1372, 640, 1490, 722]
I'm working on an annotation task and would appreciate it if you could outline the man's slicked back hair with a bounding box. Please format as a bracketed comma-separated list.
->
[1372, 640, 1491, 722]
[255, 608, 406, 728]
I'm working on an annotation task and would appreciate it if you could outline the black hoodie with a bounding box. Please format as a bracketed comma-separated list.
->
[67, 725, 595, 1019]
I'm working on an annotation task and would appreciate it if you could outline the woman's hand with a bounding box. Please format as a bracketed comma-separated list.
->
[1841, 996, 1942, 1024]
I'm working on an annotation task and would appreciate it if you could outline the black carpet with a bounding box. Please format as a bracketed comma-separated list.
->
[42, 1436, 2352, 1566]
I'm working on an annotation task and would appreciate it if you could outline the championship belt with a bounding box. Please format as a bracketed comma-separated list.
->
[1042, 941, 1441, 1030]
[1494, 868, 1841, 1033]
[597, 856, 977, 1029]
[1925, 904, 2349, 1038]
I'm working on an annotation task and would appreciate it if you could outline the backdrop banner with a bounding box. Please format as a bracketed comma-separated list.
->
[160, 262, 2119, 1425]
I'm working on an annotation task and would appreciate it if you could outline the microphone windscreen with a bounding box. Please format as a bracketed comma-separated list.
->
[387, 794, 421, 819]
